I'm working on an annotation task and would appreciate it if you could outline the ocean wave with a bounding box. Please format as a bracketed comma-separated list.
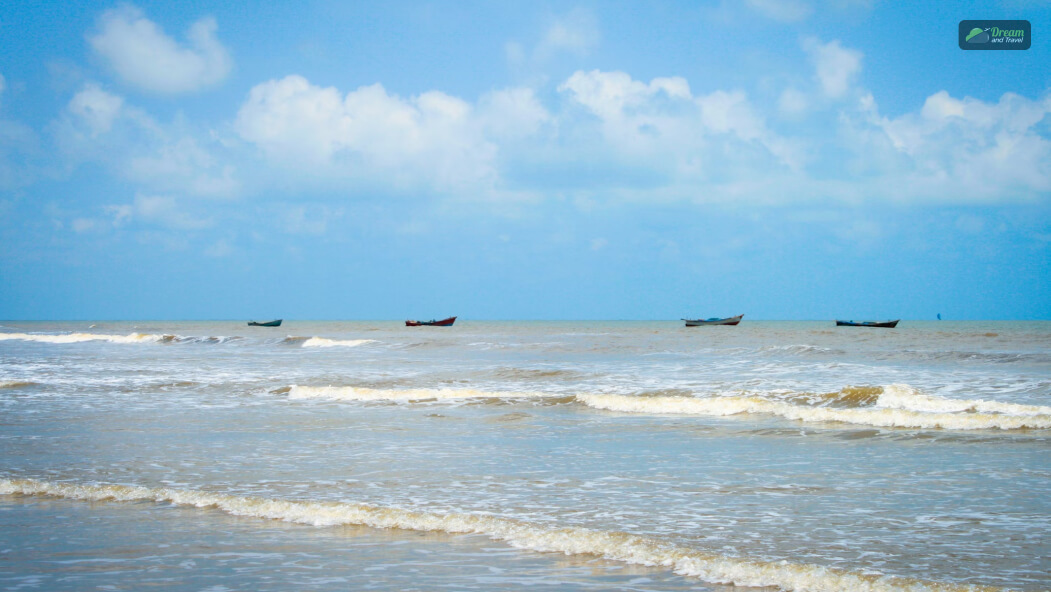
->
[0, 332, 173, 344]
[578, 386, 1051, 431]
[875, 384, 1051, 415]
[284, 384, 1051, 430]
[0, 380, 37, 389]
[490, 367, 585, 379]
[301, 337, 377, 348]
[174, 335, 242, 345]
[0, 477, 1004, 592]
[793, 386, 884, 407]
[288, 385, 557, 402]
[758, 344, 846, 356]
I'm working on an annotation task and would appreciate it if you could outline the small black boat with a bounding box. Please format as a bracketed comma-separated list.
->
[835, 319, 899, 328]
[248, 319, 282, 327]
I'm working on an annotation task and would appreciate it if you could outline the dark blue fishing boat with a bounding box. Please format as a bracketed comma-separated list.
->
[247, 319, 282, 327]
[835, 319, 899, 328]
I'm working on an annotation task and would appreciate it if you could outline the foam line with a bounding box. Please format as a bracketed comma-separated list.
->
[0, 332, 170, 344]
[0, 478, 1006, 592]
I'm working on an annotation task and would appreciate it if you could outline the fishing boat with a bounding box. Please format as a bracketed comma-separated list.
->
[835, 319, 899, 328]
[406, 316, 457, 327]
[682, 314, 743, 327]
[247, 319, 282, 327]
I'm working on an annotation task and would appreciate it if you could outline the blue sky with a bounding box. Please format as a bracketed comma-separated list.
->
[1, 0, 1048, 320]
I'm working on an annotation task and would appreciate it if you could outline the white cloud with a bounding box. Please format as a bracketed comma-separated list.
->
[477, 87, 551, 139]
[558, 70, 800, 170]
[126, 136, 238, 197]
[67, 84, 124, 136]
[56, 84, 238, 198]
[559, 70, 691, 120]
[88, 5, 231, 93]
[235, 75, 549, 192]
[867, 91, 1051, 202]
[804, 38, 862, 99]
[45, 33, 1051, 213]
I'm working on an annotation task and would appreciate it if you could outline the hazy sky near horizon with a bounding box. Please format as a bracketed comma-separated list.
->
[1, 0, 1049, 320]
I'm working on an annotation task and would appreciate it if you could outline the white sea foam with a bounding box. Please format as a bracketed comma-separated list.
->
[288, 385, 554, 401]
[877, 384, 1051, 416]
[285, 384, 1051, 430]
[576, 388, 1051, 431]
[300, 337, 377, 348]
[0, 477, 1004, 592]
[0, 332, 170, 344]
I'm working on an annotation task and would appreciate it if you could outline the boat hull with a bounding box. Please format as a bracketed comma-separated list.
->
[247, 320, 282, 327]
[835, 320, 899, 328]
[683, 314, 743, 327]
[406, 316, 457, 327]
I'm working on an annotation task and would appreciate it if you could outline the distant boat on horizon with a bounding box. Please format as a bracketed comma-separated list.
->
[835, 319, 899, 328]
[406, 316, 457, 327]
[682, 314, 743, 327]
[247, 319, 282, 327]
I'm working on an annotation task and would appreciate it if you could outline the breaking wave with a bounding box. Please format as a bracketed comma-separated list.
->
[578, 385, 1051, 430]
[286, 384, 1051, 430]
[175, 335, 241, 345]
[758, 344, 846, 356]
[0, 332, 173, 344]
[0, 477, 1005, 592]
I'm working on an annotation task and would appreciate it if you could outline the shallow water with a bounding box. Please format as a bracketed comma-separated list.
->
[1, 320, 1049, 590]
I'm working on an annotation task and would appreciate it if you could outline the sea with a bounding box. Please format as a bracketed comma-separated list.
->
[1, 320, 1049, 592]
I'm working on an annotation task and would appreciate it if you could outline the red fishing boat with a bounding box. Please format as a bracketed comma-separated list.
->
[405, 316, 457, 327]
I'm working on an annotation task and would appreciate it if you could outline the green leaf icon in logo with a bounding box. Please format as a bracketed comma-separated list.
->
[966, 27, 990, 43]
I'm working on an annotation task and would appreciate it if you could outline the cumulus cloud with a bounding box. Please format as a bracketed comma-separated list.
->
[866, 91, 1051, 201]
[234, 75, 551, 193]
[804, 38, 862, 99]
[477, 87, 551, 139]
[558, 69, 800, 171]
[88, 5, 232, 93]
[46, 34, 1051, 212]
